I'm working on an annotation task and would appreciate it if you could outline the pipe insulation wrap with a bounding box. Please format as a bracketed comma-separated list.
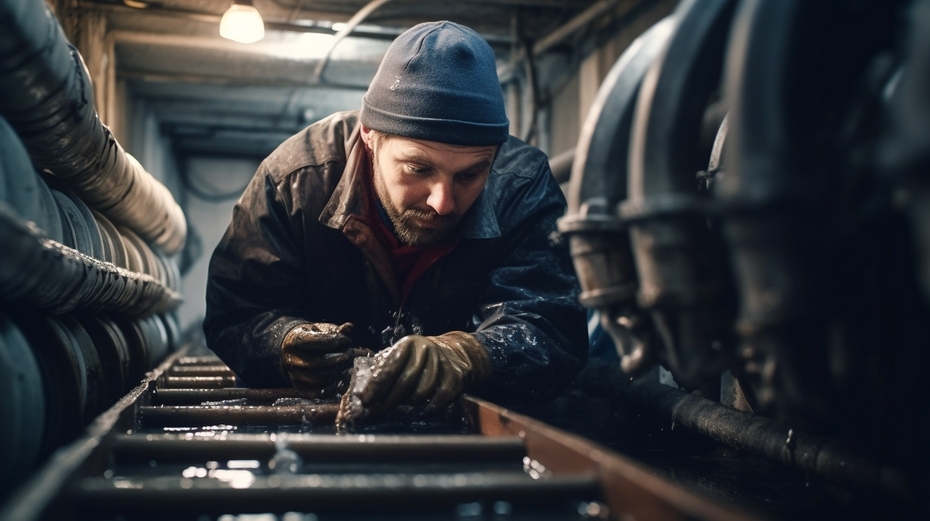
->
[0, 0, 186, 255]
[0, 202, 182, 317]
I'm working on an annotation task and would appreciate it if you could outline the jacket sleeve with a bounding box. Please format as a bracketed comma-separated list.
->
[203, 162, 309, 388]
[469, 157, 589, 406]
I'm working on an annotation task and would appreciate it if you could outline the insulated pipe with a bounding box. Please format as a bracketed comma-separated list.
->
[557, 17, 675, 374]
[0, 0, 186, 255]
[619, 0, 739, 389]
[0, 202, 181, 317]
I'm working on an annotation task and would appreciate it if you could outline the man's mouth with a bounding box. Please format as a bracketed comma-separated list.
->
[413, 216, 442, 229]
[406, 210, 451, 230]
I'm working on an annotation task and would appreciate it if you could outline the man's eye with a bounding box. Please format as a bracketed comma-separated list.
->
[406, 164, 430, 175]
[457, 172, 481, 183]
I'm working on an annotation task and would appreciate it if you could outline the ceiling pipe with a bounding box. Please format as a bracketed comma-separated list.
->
[80, 1, 406, 39]
[109, 30, 374, 89]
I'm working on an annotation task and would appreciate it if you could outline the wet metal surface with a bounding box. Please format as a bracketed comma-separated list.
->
[167, 365, 238, 376]
[72, 472, 601, 518]
[111, 433, 528, 464]
[152, 388, 304, 406]
[157, 375, 239, 389]
[0, 346, 619, 520]
[139, 403, 340, 427]
[527, 363, 923, 521]
[1, 345, 780, 521]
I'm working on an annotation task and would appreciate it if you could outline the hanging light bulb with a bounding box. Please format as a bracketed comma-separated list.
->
[219, 0, 265, 44]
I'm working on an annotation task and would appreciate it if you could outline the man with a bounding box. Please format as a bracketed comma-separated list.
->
[204, 21, 587, 421]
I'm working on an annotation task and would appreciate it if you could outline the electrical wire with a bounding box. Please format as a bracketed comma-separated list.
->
[312, 0, 397, 83]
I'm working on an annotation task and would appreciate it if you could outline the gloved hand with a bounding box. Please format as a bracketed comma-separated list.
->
[357, 331, 493, 416]
[281, 322, 372, 392]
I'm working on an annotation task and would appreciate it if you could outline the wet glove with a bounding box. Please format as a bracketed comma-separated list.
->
[358, 331, 493, 416]
[281, 322, 372, 392]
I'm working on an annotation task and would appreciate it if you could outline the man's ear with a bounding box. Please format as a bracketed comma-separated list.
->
[359, 124, 372, 149]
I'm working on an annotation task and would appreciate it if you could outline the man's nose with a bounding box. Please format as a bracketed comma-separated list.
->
[426, 179, 455, 215]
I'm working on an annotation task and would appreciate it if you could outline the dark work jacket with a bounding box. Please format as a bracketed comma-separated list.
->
[203, 110, 587, 406]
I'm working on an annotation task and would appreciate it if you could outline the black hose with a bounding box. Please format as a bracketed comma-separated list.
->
[626, 373, 914, 502]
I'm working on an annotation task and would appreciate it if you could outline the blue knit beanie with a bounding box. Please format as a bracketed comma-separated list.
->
[360, 21, 509, 146]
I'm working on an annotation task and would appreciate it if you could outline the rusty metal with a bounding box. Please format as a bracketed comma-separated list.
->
[466, 396, 761, 521]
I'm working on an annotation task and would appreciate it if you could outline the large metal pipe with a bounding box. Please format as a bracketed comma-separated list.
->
[0, 0, 186, 255]
[557, 16, 675, 374]
[715, 0, 918, 429]
[619, 0, 739, 389]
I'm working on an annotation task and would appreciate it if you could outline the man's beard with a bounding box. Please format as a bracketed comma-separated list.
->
[372, 162, 460, 247]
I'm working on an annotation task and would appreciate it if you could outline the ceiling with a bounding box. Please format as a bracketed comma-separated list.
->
[78, 0, 649, 158]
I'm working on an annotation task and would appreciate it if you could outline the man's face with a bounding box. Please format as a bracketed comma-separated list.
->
[366, 129, 496, 247]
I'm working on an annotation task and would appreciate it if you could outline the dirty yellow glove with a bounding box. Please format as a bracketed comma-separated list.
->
[359, 331, 493, 415]
[281, 322, 372, 392]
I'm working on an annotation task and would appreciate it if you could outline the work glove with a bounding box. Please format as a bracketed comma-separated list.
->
[355, 331, 493, 417]
[281, 322, 373, 394]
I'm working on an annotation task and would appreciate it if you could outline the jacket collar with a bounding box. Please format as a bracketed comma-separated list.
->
[319, 118, 502, 240]
[319, 124, 369, 230]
